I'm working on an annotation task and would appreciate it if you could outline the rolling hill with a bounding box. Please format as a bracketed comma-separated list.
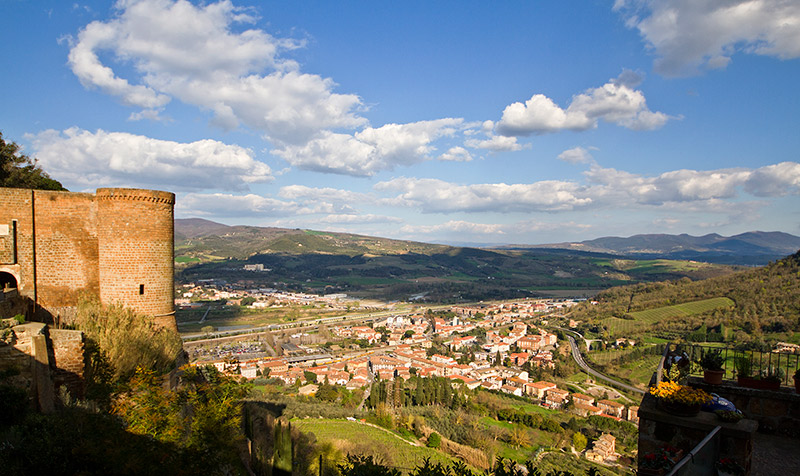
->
[174, 219, 739, 302]
[503, 231, 800, 265]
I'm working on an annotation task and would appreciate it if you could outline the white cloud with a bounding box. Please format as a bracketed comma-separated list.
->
[743, 161, 800, 196]
[177, 192, 306, 217]
[615, 0, 800, 76]
[273, 119, 463, 176]
[585, 161, 800, 204]
[401, 221, 507, 236]
[319, 214, 403, 225]
[278, 185, 369, 203]
[28, 127, 272, 191]
[375, 177, 592, 213]
[400, 219, 592, 239]
[68, 0, 365, 144]
[558, 146, 595, 164]
[495, 71, 672, 136]
[464, 135, 525, 152]
[373, 162, 800, 218]
[439, 146, 473, 162]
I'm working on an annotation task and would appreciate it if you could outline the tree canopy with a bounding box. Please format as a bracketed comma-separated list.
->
[0, 132, 66, 190]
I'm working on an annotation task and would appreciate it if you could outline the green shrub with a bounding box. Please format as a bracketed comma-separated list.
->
[73, 299, 183, 380]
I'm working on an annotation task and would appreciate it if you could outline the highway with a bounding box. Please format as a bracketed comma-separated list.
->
[566, 334, 645, 395]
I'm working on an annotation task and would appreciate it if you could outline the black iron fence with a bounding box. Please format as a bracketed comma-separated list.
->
[649, 342, 800, 387]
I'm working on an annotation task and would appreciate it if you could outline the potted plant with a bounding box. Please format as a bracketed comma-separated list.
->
[736, 355, 782, 390]
[734, 355, 758, 387]
[699, 349, 725, 385]
[760, 367, 783, 391]
[649, 381, 712, 416]
[640, 446, 682, 476]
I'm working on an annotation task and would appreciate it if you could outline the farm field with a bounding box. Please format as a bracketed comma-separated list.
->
[601, 297, 734, 336]
[291, 418, 456, 472]
[628, 297, 734, 321]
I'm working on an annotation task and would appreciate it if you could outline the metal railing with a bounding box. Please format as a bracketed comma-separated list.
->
[648, 342, 800, 387]
[666, 426, 722, 476]
[684, 343, 800, 387]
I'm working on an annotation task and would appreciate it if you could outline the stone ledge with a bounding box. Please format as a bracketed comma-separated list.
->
[639, 393, 759, 438]
[689, 376, 800, 403]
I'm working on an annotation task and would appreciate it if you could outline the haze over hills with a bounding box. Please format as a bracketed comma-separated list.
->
[501, 231, 800, 266]
[174, 218, 745, 302]
[177, 219, 799, 266]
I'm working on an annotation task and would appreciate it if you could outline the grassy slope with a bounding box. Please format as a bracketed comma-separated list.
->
[291, 418, 456, 471]
[570, 251, 800, 336]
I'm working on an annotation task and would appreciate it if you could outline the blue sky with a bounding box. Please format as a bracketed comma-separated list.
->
[2, 0, 799, 245]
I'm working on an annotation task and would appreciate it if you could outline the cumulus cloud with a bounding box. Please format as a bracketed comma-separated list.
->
[372, 162, 800, 218]
[177, 192, 306, 217]
[278, 185, 369, 203]
[400, 219, 593, 238]
[375, 177, 593, 213]
[585, 161, 800, 205]
[495, 71, 672, 136]
[558, 146, 595, 164]
[401, 220, 507, 236]
[615, 0, 800, 76]
[68, 0, 364, 144]
[464, 135, 526, 152]
[273, 119, 463, 176]
[439, 146, 473, 162]
[319, 214, 403, 225]
[28, 127, 272, 191]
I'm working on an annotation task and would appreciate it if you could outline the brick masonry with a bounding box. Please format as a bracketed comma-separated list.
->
[0, 187, 176, 330]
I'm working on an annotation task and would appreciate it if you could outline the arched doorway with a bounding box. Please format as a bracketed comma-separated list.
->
[0, 271, 17, 291]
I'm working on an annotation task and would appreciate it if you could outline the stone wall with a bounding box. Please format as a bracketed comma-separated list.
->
[637, 393, 757, 474]
[96, 188, 175, 329]
[0, 321, 56, 412]
[690, 377, 800, 438]
[0, 187, 175, 329]
[50, 328, 86, 400]
[31, 191, 98, 312]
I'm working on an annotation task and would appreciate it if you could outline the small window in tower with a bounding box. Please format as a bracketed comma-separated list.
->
[139, 284, 145, 295]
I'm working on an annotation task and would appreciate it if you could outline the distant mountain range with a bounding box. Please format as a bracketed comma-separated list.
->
[501, 231, 800, 265]
[173, 218, 744, 301]
[176, 219, 799, 267]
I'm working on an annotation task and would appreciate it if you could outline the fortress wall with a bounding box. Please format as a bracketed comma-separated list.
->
[32, 191, 99, 310]
[97, 188, 176, 329]
[0, 186, 176, 330]
[0, 189, 35, 297]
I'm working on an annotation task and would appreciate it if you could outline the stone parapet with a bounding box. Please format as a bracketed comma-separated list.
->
[688, 376, 800, 438]
[637, 393, 757, 474]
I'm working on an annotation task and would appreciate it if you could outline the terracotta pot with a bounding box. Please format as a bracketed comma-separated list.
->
[737, 376, 780, 390]
[703, 369, 725, 385]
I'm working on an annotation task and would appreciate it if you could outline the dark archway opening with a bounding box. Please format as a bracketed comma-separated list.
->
[1, 271, 18, 291]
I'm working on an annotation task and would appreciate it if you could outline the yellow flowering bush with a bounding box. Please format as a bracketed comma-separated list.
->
[649, 381, 711, 406]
